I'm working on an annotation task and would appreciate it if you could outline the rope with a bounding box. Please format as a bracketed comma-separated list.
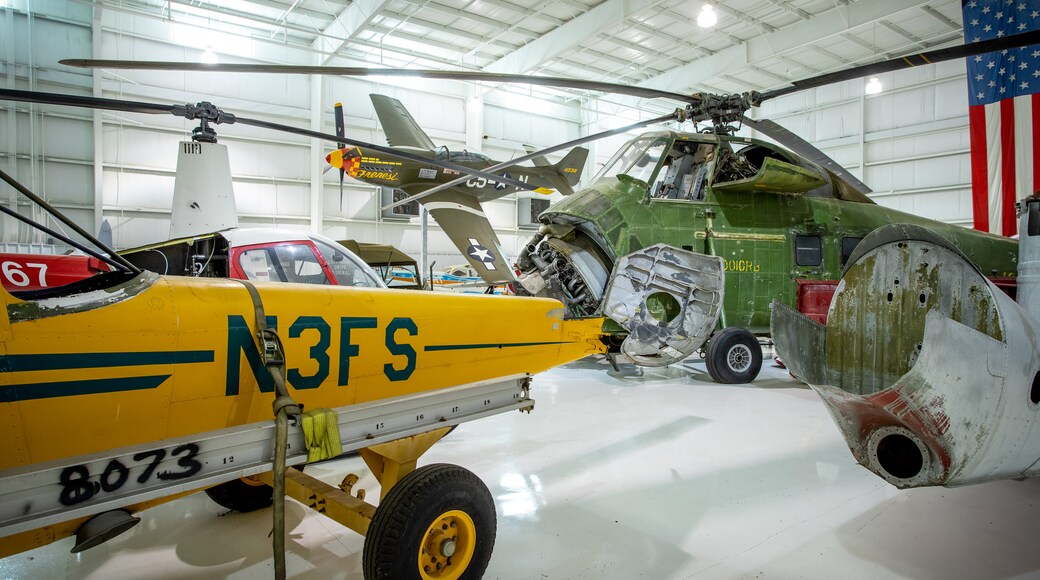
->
[236, 280, 300, 580]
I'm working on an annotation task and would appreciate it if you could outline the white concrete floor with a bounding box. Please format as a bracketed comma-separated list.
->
[4, 356, 1040, 579]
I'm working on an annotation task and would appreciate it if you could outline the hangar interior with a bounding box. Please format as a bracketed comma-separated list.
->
[2, 0, 1039, 578]
[4, 0, 980, 258]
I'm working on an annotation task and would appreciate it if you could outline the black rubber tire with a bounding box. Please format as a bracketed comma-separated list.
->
[204, 465, 305, 512]
[363, 463, 496, 580]
[204, 477, 274, 512]
[705, 327, 763, 384]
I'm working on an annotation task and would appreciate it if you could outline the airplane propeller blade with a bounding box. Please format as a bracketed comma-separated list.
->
[334, 102, 346, 210]
[380, 112, 678, 211]
[0, 88, 552, 195]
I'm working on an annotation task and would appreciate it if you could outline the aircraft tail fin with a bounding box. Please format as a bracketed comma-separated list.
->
[523, 144, 552, 168]
[539, 147, 588, 195]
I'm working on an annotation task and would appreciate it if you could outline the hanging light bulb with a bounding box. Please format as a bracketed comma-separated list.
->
[697, 4, 717, 28]
[865, 77, 882, 95]
[201, 46, 218, 64]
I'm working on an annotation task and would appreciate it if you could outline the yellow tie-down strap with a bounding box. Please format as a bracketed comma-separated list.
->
[302, 408, 343, 463]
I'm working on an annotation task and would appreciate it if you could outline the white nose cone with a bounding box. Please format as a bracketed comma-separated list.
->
[170, 141, 238, 239]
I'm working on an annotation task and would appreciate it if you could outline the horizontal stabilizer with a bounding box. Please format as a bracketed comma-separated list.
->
[539, 147, 588, 195]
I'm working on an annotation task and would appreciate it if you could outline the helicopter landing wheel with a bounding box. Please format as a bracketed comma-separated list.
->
[705, 327, 763, 384]
[363, 463, 496, 580]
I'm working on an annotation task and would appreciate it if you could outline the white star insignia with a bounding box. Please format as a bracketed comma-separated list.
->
[470, 247, 492, 262]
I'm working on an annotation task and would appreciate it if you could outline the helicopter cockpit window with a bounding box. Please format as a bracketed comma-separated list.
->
[238, 244, 332, 285]
[313, 240, 381, 287]
[840, 236, 864, 266]
[652, 142, 716, 201]
[594, 136, 668, 184]
[794, 235, 823, 267]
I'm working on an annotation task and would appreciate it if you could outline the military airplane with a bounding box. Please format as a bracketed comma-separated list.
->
[771, 194, 1039, 489]
[60, 30, 1035, 380]
[324, 94, 589, 284]
[0, 86, 726, 579]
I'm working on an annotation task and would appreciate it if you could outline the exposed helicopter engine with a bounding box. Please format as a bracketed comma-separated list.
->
[517, 225, 614, 318]
[772, 211, 1040, 488]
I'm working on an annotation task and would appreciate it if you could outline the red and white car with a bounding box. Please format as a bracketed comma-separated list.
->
[0, 228, 383, 293]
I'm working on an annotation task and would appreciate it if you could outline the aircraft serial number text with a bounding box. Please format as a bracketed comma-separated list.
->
[722, 259, 761, 272]
[58, 443, 202, 507]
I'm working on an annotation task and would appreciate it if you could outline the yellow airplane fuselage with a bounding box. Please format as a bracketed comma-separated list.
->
[1, 272, 606, 470]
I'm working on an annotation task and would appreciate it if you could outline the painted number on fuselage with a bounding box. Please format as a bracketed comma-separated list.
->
[57, 443, 202, 507]
[722, 259, 761, 273]
[1, 261, 48, 287]
[225, 314, 418, 396]
[466, 174, 528, 189]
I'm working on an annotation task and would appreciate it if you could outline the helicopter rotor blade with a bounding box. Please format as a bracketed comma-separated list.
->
[380, 111, 678, 211]
[742, 116, 872, 195]
[0, 88, 550, 195]
[63, 29, 1040, 108]
[61, 59, 697, 103]
[755, 29, 1040, 104]
[0, 87, 178, 116]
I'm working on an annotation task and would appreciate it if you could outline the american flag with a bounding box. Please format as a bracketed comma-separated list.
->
[964, 0, 1040, 236]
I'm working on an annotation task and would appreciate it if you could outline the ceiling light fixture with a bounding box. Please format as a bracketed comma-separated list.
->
[201, 46, 218, 64]
[697, 4, 717, 28]
[865, 77, 882, 95]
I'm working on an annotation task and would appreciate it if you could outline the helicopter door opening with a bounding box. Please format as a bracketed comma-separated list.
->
[652, 142, 716, 201]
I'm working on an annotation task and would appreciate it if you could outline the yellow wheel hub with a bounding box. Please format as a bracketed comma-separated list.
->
[239, 475, 267, 487]
[418, 509, 476, 580]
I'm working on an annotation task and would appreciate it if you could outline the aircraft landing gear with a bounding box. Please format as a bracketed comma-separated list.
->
[363, 463, 495, 580]
[705, 327, 763, 384]
[205, 475, 275, 512]
[247, 426, 495, 580]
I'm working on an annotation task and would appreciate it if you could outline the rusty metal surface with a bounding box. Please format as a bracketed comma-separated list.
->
[773, 222, 1040, 488]
[814, 305, 1039, 488]
[601, 244, 724, 366]
[769, 301, 827, 384]
[826, 225, 1003, 395]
